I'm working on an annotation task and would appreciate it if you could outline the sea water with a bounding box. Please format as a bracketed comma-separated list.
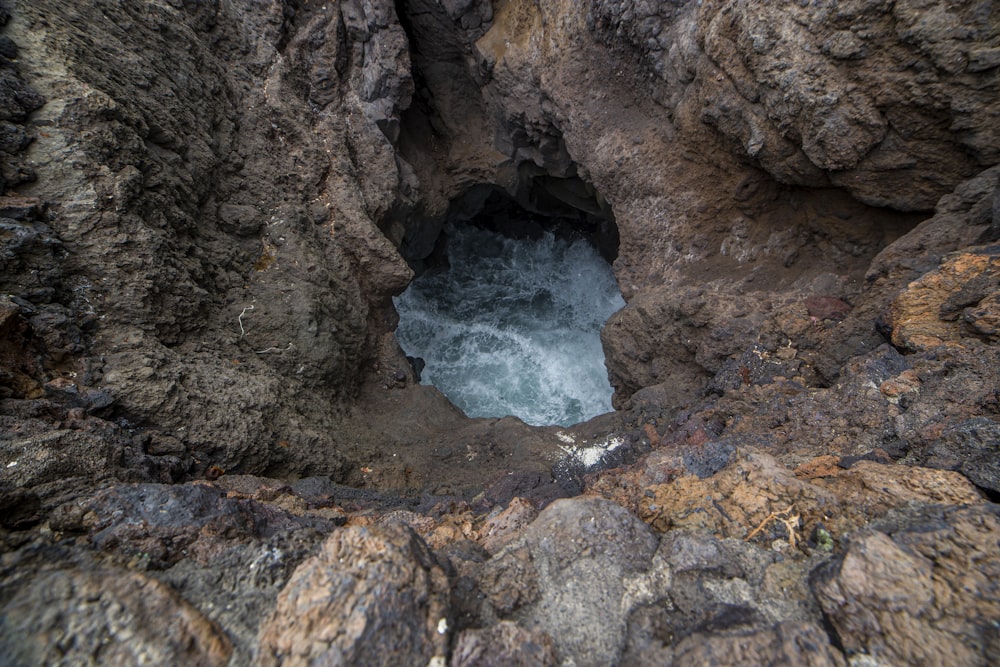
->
[393, 224, 625, 426]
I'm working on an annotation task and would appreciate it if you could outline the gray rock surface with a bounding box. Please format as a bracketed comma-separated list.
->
[479, 496, 661, 666]
[450, 620, 556, 667]
[0, 567, 232, 667]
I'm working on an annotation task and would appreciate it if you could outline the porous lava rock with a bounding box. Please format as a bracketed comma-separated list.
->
[814, 504, 1000, 666]
[258, 522, 451, 667]
[0, 567, 232, 667]
[0, 0, 998, 665]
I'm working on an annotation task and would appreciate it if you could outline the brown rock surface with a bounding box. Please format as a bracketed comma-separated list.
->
[670, 622, 847, 667]
[450, 620, 557, 667]
[635, 452, 982, 548]
[890, 248, 1000, 350]
[814, 504, 1000, 666]
[258, 522, 451, 667]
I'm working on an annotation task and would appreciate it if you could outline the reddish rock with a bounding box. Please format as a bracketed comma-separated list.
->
[258, 522, 451, 667]
[890, 250, 1000, 351]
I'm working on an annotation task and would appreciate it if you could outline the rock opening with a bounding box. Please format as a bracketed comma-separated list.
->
[393, 186, 624, 426]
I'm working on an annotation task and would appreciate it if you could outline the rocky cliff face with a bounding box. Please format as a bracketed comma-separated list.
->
[1, 0, 999, 665]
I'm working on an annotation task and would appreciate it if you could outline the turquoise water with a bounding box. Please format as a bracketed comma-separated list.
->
[393, 224, 624, 426]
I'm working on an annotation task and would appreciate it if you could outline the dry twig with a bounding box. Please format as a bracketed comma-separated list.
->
[744, 505, 801, 549]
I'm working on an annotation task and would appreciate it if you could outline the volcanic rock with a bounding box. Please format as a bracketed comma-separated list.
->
[258, 522, 451, 667]
[0, 0, 998, 665]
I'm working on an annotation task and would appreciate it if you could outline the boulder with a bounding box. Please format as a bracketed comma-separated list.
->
[814, 504, 1000, 666]
[258, 522, 451, 667]
[0, 568, 231, 667]
[479, 496, 660, 667]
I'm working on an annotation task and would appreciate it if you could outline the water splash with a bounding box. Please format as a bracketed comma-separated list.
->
[393, 224, 624, 426]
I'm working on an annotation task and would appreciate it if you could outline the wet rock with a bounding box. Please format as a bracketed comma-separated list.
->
[814, 504, 1000, 666]
[258, 522, 450, 667]
[0, 568, 232, 667]
[451, 621, 557, 667]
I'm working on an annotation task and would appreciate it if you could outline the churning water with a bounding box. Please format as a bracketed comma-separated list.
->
[393, 224, 625, 426]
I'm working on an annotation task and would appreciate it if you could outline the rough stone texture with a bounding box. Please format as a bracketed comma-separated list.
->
[815, 504, 1000, 666]
[477, 496, 537, 555]
[4, 0, 417, 482]
[589, 0, 998, 210]
[890, 247, 1000, 350]
[0, 1, 998, 666]
[479, 496, 661, 667]
[59, 482, 339, 568]
[0, 567, 232, 667]
[636, 452, 982, 547]
[450, 621, 557, 667]
[669, 622, 847, 667]
[258, 522, 451, 667]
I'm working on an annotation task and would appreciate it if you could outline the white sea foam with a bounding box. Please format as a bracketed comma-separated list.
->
[394, 224, 625, 426]
[558, 435, 625, 468]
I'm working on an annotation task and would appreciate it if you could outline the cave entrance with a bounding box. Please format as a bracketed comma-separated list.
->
[393, 175, 623, 427]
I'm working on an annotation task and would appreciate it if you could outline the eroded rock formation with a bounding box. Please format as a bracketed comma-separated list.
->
[1, 0, 999, 665]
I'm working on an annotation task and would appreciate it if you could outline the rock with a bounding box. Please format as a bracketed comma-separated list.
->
[707, 344, 803, 396]
[0, 61, 45, 123]
[0, 568, 232, 667]
[216, 202, 262, 236]
[78, 482, 339, 567]
[0, 483, 40, 528]
[451, 621, 557, 667]
[153, 528, 335, 667]
[258, 522, 451, 667]
[0, 1, 998, 665]
[0, 195, 42, 221]
[814, 504, 1000, 666]
[803, 296, 852, 322]
[478, 545, 540, 616]
[478, 470, 569, 510]
[480, 496, 660, 667]
[926, 417, 1000, 496]
[636, 452, 983, 550]
[671, 622, 847, 667]
[477, 496, 537, 554]
[889, 248, 1000, 351]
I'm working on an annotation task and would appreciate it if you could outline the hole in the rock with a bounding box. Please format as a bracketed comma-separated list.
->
[394, 183, 624, 427]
